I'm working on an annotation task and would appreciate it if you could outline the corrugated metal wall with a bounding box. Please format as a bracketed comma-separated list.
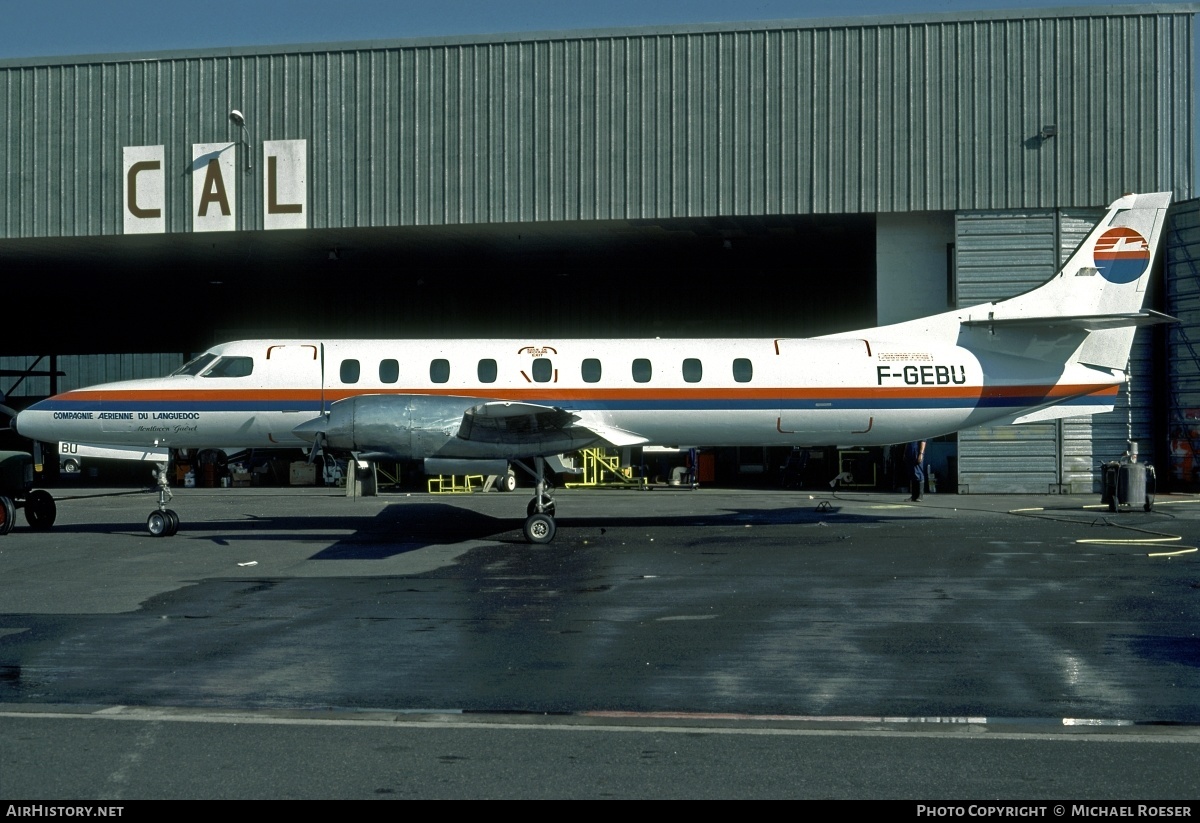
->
[1166, 198, 1200, 487]
[0, 7, 1194, 239]
[955, 207, 1157, 493]
[955, 209, 1060, 492]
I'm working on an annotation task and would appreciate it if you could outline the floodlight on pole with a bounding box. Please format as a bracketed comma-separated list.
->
[229, 109, 252, 172]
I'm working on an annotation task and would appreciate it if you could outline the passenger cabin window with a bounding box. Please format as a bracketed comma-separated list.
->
[732, 358, 753, 383]
[531, 358, 553, 383]
[682, 358, 703, 383]
[430, 359, 450, 384]
[632, 358, 652, 383]
[173, 352, 218, 376]
[478, 359, 498, 383]
[204, 356, 254, 378]
[379, 359, 399, 384]
[581, 358, 602, 383]
[340, 359, 360, 384]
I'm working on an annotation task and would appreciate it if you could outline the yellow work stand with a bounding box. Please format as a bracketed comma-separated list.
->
[427, 475, 484, 494]
[565, 448, 645, 488]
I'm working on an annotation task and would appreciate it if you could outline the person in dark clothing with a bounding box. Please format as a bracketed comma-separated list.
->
[904, 440, 926, 502]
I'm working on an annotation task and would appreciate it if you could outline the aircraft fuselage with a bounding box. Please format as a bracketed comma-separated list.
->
[15, 336, 1119, 456]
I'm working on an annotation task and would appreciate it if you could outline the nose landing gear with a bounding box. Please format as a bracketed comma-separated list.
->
[147, 461, 179, 537]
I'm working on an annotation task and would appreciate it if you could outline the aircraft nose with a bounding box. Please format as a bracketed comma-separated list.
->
[13, 402, 49, 440]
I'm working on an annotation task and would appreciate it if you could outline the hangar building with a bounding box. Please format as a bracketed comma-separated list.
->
[1, 5, 1199, 492]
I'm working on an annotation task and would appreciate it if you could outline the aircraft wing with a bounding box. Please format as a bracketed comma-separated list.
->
[563, 419, 650, 447]
[462, 400, 650, 448]
[295, 394, 651, 462]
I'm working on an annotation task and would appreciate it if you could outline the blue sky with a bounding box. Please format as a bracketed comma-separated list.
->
[0, 0, 1182, 58]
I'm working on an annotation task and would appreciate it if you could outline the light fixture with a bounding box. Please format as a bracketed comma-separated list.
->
[1039, 124, 1057, 140]
[229, 109, 252, 171]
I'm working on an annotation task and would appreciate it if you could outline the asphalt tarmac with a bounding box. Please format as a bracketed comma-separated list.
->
[0, 482, 1197, 799]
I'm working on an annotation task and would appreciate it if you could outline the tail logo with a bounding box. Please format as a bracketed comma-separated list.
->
[1093, 227, 1150, 284]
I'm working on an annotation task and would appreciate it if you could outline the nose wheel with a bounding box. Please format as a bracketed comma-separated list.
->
[147, 508, 179, 537]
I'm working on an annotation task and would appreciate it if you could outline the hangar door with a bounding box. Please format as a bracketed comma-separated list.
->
[954, 207, 1156, 494]
[1165, 198, 1200, 489]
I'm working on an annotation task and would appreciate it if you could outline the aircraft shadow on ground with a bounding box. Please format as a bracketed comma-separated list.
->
[13, 499, 933, 558]
[320, 501, 926, 559]
[290, 501, 923, 559]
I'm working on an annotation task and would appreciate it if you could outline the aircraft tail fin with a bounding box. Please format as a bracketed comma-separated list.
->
[959, 191, 1173, 370]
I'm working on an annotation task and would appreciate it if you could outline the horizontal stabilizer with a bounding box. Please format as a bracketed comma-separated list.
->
[961, 310, 1177, 332]
[1002, 402, 1118, 426]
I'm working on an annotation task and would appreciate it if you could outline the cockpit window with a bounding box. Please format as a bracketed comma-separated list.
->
[171, 352, 218, 376]
[202, 356, 254, 378]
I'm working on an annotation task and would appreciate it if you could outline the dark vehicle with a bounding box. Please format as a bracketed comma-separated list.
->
[0, 451, 56, 534]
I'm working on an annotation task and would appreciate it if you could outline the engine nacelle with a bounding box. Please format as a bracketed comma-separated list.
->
[297, 393, 595, 461]
[315, 394, 483, 460]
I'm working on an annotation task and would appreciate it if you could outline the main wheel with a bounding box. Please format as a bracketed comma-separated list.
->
[523, 513, 556, 544]
[147, 510, 174, 537]
[497, 471, 518, 492]
[0, 496, 14, 536]
[24, 490, 56, 530]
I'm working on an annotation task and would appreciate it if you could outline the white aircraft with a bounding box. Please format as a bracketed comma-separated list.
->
[11, 191, 1174, 542]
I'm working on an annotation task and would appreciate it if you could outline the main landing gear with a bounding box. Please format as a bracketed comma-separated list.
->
[146, 460, 180, 537]
[515, 456, 557, 544]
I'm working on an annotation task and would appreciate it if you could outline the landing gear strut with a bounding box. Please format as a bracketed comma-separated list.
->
[147, 460, 179, 537]
[517, 456, 557, 544]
